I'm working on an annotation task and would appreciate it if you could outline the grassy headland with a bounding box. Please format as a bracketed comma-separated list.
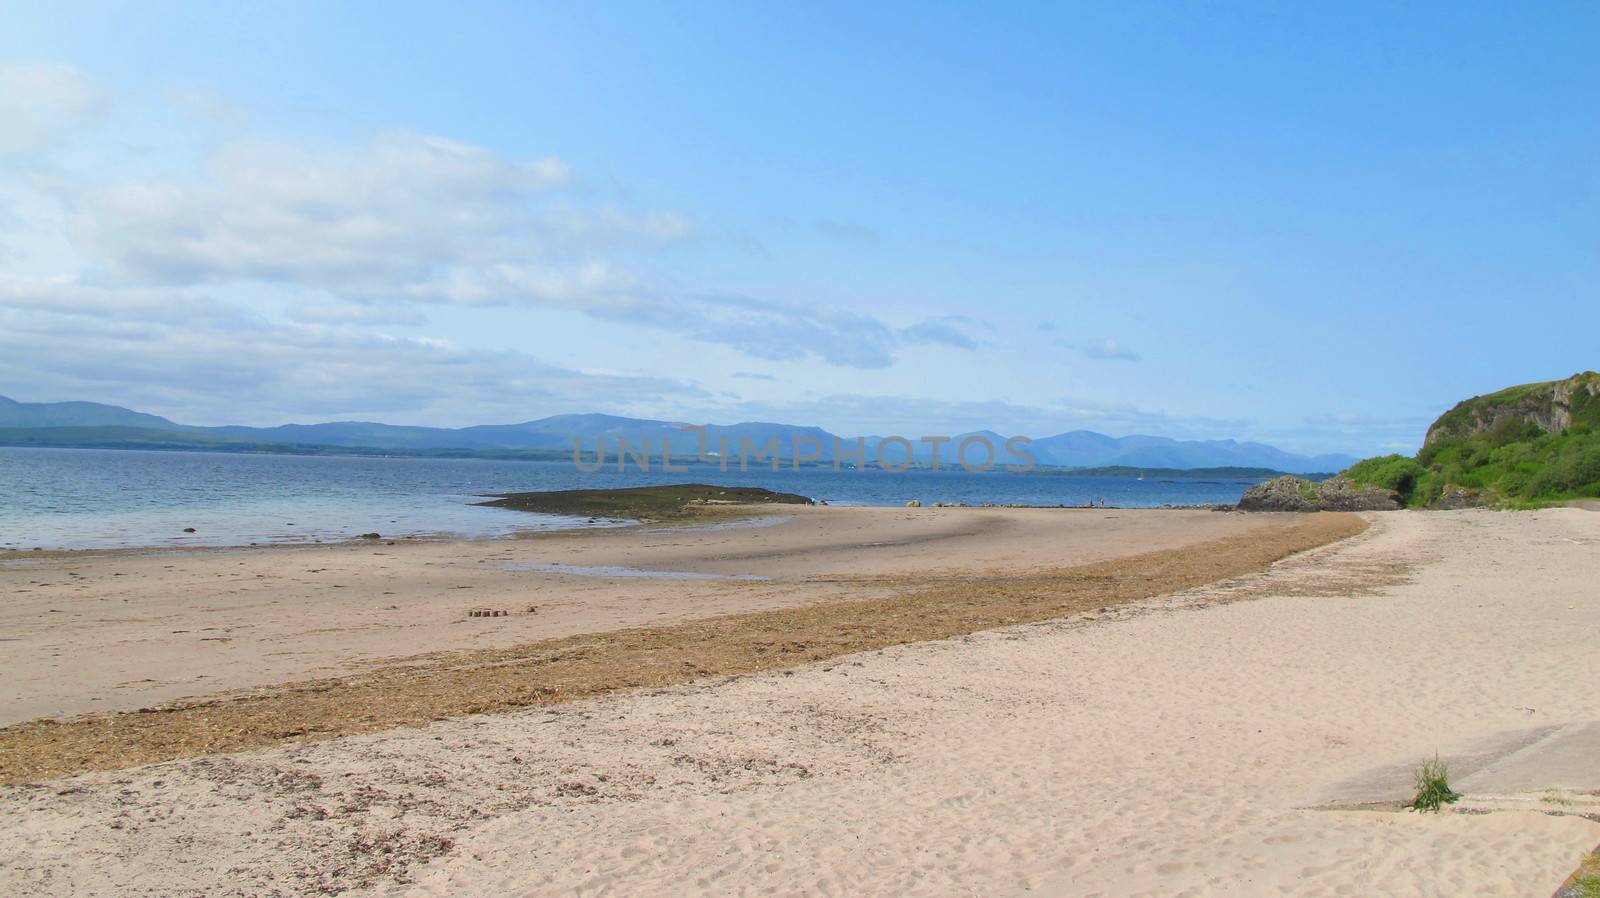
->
[1342, 371, 1600, 507]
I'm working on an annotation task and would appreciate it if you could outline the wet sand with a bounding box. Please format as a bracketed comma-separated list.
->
[0, 505, 1273, 724]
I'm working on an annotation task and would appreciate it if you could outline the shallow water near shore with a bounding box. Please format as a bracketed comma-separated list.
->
[0, 446, 1268, 550]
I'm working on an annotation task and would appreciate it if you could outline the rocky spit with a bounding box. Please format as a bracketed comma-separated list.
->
[1237, 475, 1402, 512]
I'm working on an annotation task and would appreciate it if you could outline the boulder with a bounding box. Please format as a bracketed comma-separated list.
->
[905, 499, 921, 508]
[1238, 476, 1401, 512]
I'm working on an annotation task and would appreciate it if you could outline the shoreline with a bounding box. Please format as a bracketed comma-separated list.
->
[0, 448, 1284, 553]
[0, 504, 1304, 727]
[0, 499, 1238, 560]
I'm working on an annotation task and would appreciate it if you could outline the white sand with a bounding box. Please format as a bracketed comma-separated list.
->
[2, 509, 1597, 896]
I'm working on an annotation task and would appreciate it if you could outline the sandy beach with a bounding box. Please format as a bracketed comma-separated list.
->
[0, 505, 1276, 724]
[9, 7, 1597, 896]
[2, 506, 1597, 896]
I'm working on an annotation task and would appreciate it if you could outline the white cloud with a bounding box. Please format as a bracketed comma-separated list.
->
[1078, 337, 1141, 362]
[674, 391, 1250, 443]
[285, 302, 429, 326]
[899, 315, 981, 350]
[810, 218, 879, 245]
[0, 273, 248, 325]
[72, 132, 576, 288]
[166, 86, 247, 130]
[398, 260, 643, 310]
[0, 277, 1359, 449]
[670, 294, 903, 368]
[4, 69, 994, 393]
[1260, 413, 1431, 455]
[0, 63, 110, 159]
[0, 276, 703, 426]
[38, 123, 958, 368]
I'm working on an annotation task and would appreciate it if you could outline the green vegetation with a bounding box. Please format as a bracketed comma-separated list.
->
[1409, 754, 1461, 813]
[1569, 849, 1600, 898]
[1343, 372, 1600, 507]
[477, 483, 814, 521]
[1342, 454, 1427, 498]
[1296, 478, 1320, 502]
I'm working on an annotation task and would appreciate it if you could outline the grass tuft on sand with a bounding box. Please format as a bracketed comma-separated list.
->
[1557, 848, 1600, 898]
[1409, 754, 1461, 812]
[1577, 851, 1600, 898]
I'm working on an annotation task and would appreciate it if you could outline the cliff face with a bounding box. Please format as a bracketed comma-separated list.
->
[1423, 372, 1600, 448]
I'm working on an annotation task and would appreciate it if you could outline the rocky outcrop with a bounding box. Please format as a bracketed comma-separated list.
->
[1427, 487, 1483, 510]
[1237, 476, 1401, 512]
[1423, 371, 1600, 448]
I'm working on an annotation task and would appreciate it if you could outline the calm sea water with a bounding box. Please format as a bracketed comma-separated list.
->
[0, 447, 1266, 550]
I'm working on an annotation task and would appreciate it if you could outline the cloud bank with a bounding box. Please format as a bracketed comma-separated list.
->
[0, 62, 110, 159]
[2, 68, 978, 372]
[0, 63, 994, 423]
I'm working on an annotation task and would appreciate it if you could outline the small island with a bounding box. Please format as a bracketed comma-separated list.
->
[477, 483, 815, 521]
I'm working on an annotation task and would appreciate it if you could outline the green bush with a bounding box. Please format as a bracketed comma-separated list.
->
[1572, 386, 1600, 429]
[1343, 454, 1427, 501]
[1410, 755, 1460, 812]
[1488, 441, 1534, 465]
[1417, 438, 1456, 468]
[1498, 468, 1532, 497]
[1485, 417, 1541, 448]
[1527, 445, 1600, 496]
[1412, 470, 1444, 506]
[1438, 462, 1467, 489]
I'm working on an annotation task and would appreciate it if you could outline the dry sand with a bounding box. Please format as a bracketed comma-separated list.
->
[2, 508, 1597, 896]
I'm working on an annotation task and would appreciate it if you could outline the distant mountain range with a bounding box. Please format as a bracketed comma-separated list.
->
[0, 394, 1357, 473]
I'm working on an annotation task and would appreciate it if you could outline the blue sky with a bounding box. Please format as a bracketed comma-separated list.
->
[1, 1, 1595, 454]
